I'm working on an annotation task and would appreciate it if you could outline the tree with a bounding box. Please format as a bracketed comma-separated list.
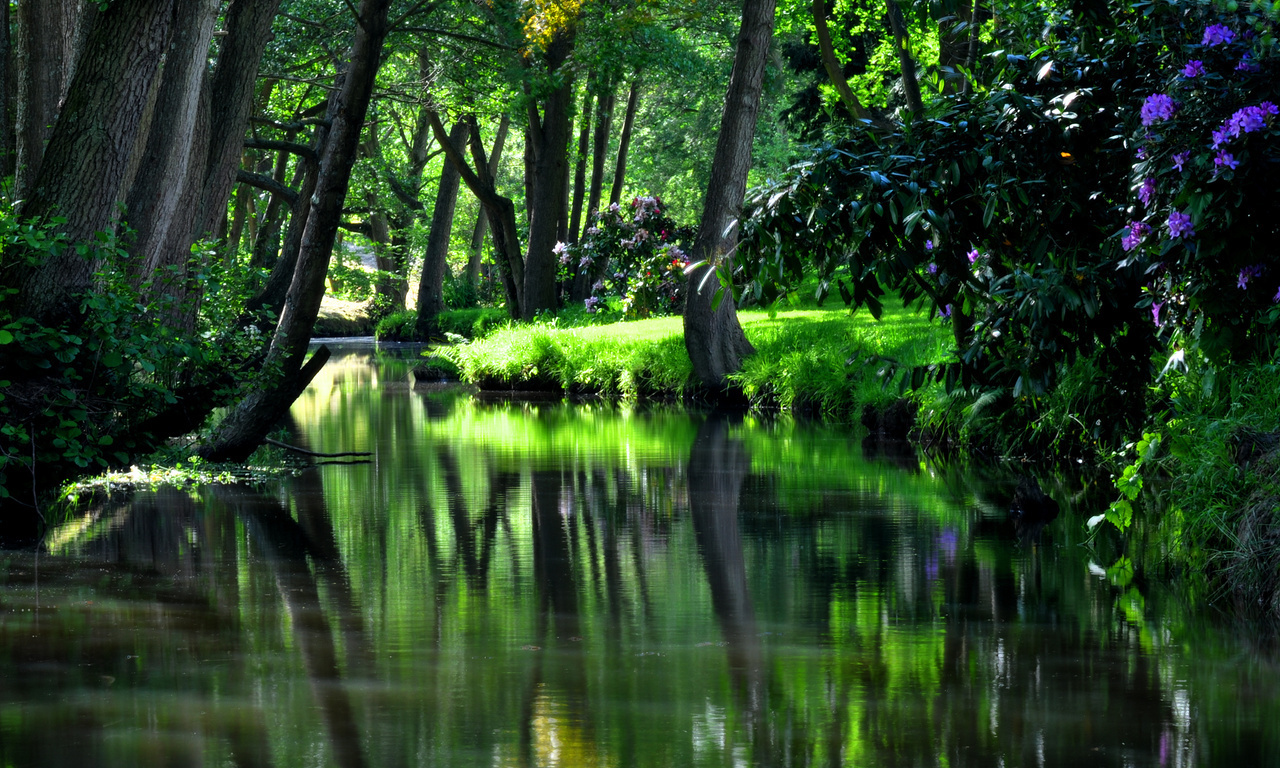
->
[414, 117, 469, 336]
[200, 0, 394, 462]
[682, 0, 777, 389]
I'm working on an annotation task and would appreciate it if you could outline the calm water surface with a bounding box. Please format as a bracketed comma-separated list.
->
[4, 343, 1278, 767]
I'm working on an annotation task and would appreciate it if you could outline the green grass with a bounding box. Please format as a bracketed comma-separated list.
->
[449, 300, 951, 419]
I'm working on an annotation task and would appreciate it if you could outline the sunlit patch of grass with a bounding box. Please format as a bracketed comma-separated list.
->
[450, 300, 951, 419]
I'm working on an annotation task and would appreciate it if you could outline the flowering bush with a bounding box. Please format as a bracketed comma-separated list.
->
[1120, 6, 1280, 362]
[559, 196, 694, 319]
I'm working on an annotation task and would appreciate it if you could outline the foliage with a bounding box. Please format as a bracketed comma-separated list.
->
[0, 210, 263, 500]
[563, 195, 695, 319]
[739, 2, 1177, 452]
[1116, 4, 1280, 364]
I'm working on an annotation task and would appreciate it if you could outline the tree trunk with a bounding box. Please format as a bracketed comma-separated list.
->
[885, 0, 924, 116]
[1, 0, 11, 177]
[813, 0, 872, 121]
[567, 88, 592, 244]
[199, 0, 392, 463]
[13, 0, 77, 199]
[585, 83, 614, 223]
[3, 0, 175, 327]
[683, 0, 775, 390]
[521, 29, 576, 320]
[122, 0, 220, 282]
[465, 113, 509, 286]
[414, 117, 468, 336]
[193, 0, 286, 243]
[608, 78, 640, 208]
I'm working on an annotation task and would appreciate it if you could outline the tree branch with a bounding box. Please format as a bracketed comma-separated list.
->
[264, 438, 373, 458]
[236, 170, 299, 205]
[243, 137, 319, 163]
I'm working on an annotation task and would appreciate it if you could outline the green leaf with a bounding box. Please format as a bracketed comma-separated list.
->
[0, 330, 13, 345]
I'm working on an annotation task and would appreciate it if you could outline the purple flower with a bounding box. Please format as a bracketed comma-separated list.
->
[1238, 263, 1264, 289]
[1167, 210, 1195, 239]
[1122, 221, 1152, 252]
[1152, 301, 1164, 326]
[1141, 94, 1177, 126]
[1136, 146, 1148, 159]
[939, 304, 953, 319]
[927, 263, 939, 274]
[579, 255, 593, 268]
[1172, 151, 1190, 172]
[1211, 126, 1232, 148]
[584, 296, 603, 313]
[967, 249, 981, 264]
[1214, 151, 1239, 172]
[925, 240, 934, 250]
[1202, 24, 1236, 46]
[1236, 53, 1259, 72]
[1274, 286, 1280, 303]
[1138, 177, 1157, 206]
[1181, 60, 1206, 78]
[1228, 105, 1268, 136]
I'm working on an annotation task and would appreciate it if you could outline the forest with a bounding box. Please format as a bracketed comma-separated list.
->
[1, 0, 1279, 602]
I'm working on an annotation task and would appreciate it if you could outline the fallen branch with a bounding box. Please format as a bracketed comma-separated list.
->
[263, 438, 372, 458]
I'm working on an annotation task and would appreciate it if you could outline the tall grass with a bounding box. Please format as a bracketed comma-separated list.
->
[449, 302, 951, 419]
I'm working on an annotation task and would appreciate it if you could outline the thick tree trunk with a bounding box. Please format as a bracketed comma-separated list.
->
[414, 117, 468, 335]
[521, 29, 576, 320]
[885, 0, 924, 116]
[194, 0, 286, 243]
[199, 0, 392, 463]
[13, 0, 77, 199]
[683, 0, 775, 389]
[465, 113, 509, 286]
[608, 78, 640, 208]
[430, 109, 523, 318]
[3, 0, 175, 327]
[585, 83, 614, 222]
[567, 88, 592, 244]
[813, 0, 872, 121]
[1, 0, 10, 177]
[123, 0, 220, 282]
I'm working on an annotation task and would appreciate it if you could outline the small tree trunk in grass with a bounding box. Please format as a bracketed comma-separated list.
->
[608, 77, 641, 207]
[683, 0, 775, 390]
[199, 0, 393, 463]
[414, 117, 469, 337]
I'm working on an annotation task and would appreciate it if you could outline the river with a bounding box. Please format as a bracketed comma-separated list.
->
[3, 342, 1277, 766]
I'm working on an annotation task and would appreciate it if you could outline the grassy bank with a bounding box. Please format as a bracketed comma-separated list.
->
[448, 302, 950, 419]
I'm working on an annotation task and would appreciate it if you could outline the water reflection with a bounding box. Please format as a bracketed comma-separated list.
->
[2, 346, 1277, 767]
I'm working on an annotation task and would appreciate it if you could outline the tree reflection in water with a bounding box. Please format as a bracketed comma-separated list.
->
[5, 360, 1278, 766]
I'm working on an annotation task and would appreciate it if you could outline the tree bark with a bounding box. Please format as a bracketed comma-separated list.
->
[193, 0, 286, 243]
[813, 0, 872, 121]
[3, 0, 175, 327]
[123, 0, 220, 282]
[465, 113, 509, 286]
[1, 0, 11, 177]
[567, 87, 592, 244]
[885, 0, 924, 116]
[199, 0, 392, 463]
[521, 28, 577, 320]
[683, 0, 775, 390]
[13, 0, 77, 199]
[608, 77, 640, 208]
[585, 83, 614, 223]
[414, 117, 468, 335]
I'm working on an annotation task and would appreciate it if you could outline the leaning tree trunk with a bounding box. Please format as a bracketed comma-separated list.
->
[199, 0, 393, 463]
[465, 113, 510, 286]
[813, 0, 872, 121]
[193, 0, 286, 243]
[414, 117, 469, 336]
[608, 78, 641, 208]
[3, 0, 175, 327]
[13, 0, 77, 200]
[885, 0, 924, 116]
[430, 110, 524, 318]
[122, 0, 220, 283]
[585, 83, 614, 222]
[683, 0, 776, 390]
